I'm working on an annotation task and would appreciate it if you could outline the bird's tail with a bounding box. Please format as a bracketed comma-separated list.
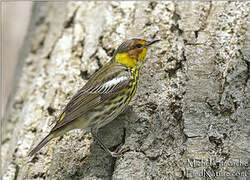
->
[28, 133, 53, 156]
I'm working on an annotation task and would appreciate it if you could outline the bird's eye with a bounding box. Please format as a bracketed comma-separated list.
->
[134, 44, 143, 48]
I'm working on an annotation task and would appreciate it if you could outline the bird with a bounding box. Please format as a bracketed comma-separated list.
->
[28, 38, 160, 157]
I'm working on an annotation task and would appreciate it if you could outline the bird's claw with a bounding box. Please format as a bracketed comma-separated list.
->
[110, 146, 129, 157]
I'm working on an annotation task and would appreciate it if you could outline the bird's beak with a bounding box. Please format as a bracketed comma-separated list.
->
[144, 39, 161, 47]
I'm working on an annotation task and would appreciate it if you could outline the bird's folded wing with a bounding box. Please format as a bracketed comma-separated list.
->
[51, 62, 131, 132]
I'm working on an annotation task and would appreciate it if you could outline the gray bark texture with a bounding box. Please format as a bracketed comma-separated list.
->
[2, 1, 249, 180]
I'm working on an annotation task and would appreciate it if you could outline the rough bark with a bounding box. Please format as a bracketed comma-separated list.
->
[2, 1, 249, 180]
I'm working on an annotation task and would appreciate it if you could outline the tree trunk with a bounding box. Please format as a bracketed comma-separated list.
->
[3, 2, 249, 180]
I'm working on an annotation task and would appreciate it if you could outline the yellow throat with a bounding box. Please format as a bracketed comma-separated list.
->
[115, 48, 148, 68]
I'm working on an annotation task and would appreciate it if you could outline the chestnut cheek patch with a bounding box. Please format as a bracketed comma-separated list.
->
[128, 48, 143, 59]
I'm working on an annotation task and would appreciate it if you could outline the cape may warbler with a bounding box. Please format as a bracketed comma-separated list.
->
[29, 38, 160, 157]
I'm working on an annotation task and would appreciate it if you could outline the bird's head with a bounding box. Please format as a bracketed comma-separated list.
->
[113, 38, 160, 68]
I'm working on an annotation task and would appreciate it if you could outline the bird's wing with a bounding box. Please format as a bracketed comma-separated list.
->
[51, 62, 131, 132]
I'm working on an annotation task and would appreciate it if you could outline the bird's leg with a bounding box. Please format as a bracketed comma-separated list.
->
[91, 127, 124, 157]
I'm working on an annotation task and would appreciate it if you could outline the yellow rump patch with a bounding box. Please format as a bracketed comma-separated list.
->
[58, 112, 66, 122]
